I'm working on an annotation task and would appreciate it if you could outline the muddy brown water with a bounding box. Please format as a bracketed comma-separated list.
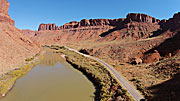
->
[1, 51, 95, 101]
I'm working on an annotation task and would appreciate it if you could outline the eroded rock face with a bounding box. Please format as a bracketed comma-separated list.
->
[143, 50, 161, 63]
[125, 13, 160, 23]
[32, 12, 180, 64]
[38, 13, 161, 31]
[36, 13, 163, 43]
[57, 21, 79, 29]
[0, 0, 40, 76]
[0, 0, 14, 25]
[0, 0, 9, 15]
[38, 18, 125, 31]
[38, 23, 56, 31]
[163, 12, 180, 31]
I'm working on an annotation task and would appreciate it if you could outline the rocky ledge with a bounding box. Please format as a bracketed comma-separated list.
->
[162, 12, 180, 31]
[38, 18, 125, 31]
[125, 13, 160, 23]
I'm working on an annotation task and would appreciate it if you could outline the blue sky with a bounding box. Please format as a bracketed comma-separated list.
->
[8, 0, 180, 30]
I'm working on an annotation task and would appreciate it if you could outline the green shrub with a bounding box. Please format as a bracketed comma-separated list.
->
[25, 57, 34, 62]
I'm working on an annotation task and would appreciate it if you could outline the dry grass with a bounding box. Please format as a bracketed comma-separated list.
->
[116, 54, 180, 100]
[0, 53, 43, 97]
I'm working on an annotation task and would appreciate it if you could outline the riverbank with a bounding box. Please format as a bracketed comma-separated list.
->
[46, 45, 133, 101]
[0, 52, 44, 98]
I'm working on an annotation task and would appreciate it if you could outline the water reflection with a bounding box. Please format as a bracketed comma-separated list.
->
[1, 50, 95, 101]
[40, 51, 64, 66]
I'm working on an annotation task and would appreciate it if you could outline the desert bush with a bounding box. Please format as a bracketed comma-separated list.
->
[25, 57, 34, 62]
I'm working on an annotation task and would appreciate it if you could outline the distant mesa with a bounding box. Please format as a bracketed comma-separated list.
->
[125, 13, 160, 23]
[38, 23, 57, 31]
[38, 18, 125, 31]
[38, 13, 160, 31]
[37, 12, 180, 41]
[37, 12, 180, 42]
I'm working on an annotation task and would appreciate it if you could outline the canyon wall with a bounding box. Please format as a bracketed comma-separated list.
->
[38, 18, 125, 31]
[38, 13, 160, 31]
[33, 12, 180, 63]
[125, 13, 160, 23]
[0, 0, 40, 75]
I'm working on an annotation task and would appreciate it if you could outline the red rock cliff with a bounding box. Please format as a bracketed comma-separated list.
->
[38, 23, 57, 31]
[0, 0, 14, 25]
[125, 13, 160, 23]
[0, 0, 40, 76]
[163, 12, 180, 31]
[38, 13, 161, 31]
[38, 18, 125, 31]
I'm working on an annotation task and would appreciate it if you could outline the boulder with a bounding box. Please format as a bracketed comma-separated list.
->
[79, 49, 90, 55]
[143, 50, 161, 63]
[131, 57, 142, 65]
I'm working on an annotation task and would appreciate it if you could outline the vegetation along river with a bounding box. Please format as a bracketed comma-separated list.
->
[1, 50, 95, 101]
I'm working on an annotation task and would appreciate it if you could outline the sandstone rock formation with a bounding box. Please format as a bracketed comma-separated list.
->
[37, 13, 161, 41]
[125, 13, 160, 23]
[38, 23, 56, 31]
[0, 0, 40, 75]
[146, 12, 180, 57]
[162, 12, 180, 31]
[132, 58, 143, 65]
[38, 13, 160, 31]
[99, 13, 161, 41]
[0, 0, 14, 25]
[38, 18, 126, 31]
[143, 50, 161, 63]
[30, 12, 180, 64]
[0, 0, 9, 15]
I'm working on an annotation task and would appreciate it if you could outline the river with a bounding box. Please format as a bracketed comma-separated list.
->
[1, 51, 95, 101]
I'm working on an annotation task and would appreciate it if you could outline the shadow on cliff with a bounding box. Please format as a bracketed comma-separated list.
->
[147, 73, 180, 101]
[145, 31, 180, 56]
[150, 29, 167, 38]
[99, 27, 119, 37]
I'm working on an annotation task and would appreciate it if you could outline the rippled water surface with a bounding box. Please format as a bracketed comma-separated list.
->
[1, 51, 95, 101]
